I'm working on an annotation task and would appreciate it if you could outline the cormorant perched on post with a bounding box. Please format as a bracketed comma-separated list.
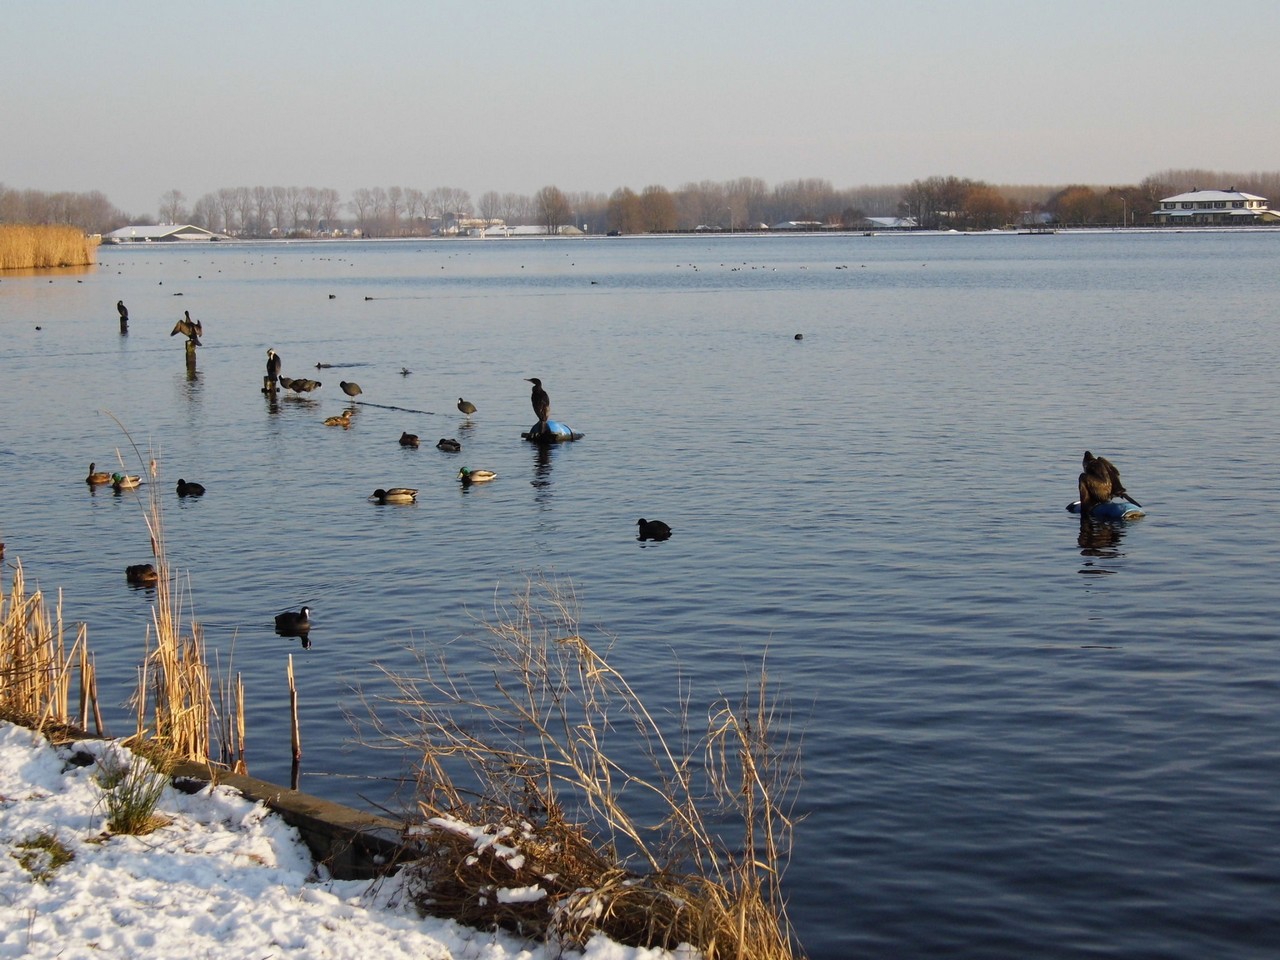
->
[170, 310, 202, 345]
[266, 348, 282, 384]
[526, 378, 550, 427]
[1079, 450, 1142, 510]
[117, 300, 129, 324]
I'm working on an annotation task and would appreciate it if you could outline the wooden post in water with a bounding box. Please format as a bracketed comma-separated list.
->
[288, 654, 301, 789]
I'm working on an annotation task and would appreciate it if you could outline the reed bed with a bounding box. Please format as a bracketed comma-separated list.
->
[0, 224, 98, 270]
[0, 561, 89, 734]
[365, 578, 804, 960]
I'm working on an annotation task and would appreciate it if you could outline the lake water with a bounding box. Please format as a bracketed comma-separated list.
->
[2, 231, 1278, 959]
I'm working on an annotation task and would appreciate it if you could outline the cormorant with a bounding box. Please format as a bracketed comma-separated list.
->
[527, 377, 550, 425]
[170, 310, 202, 345]
[117, 300, 129, 323]
[266, 348, 282, 384]
[1078, 450, 1142, 510]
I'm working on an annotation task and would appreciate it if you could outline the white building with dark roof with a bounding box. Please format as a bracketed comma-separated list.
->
[103, 223, 225, 242]
[1152, 188, 1276, 225]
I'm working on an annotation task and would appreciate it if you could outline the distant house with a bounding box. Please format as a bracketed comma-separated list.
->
[103, 224, 224, 242]
[1152, 188, 1276, 225]
[770, 220, 825, 231]
[861, 216, 919, 230]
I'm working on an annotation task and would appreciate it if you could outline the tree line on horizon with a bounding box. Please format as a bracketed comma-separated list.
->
[6, 168, 1280, 238]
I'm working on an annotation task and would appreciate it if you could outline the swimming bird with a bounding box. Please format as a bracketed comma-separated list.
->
[324, 410, 353, 428]
[86, 462, 112, 485]
[637, 518, 672, 541]
[457, 467, 497, 484]
[457, 397, 477, 417]
[112, 472, 141, 491]
[1078, 450, 1142, 510]
[526, 378, 551, 426]
[288, 378, 321, 393]
[266, 348, 282, 384]
[176, 478, 206, 497]
[400, 367, 412, 376]
[274, 607, 311, 634]
[369, 487, 418, 504]
[399, 432, 420, 447]
[170, 310, 202, 345]
[340, 381, 362, 398]
[436, 438, 461, 452]
[126, 563, 159, 585]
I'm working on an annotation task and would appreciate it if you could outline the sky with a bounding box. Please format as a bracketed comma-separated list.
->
[0, 720, 689, 959]
[4, 0, 1280, 217]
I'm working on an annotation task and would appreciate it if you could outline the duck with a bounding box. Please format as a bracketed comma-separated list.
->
[274, 607, 311, 634]
[324, 410, 353, 428]
[637, 518, 672, 541]
[369, 487, 418, 504]
[175, 478, 206, 497]
[457, 397, 477, 416]
[457, 467, 497, 484]
[399, 432, 420, 447]
[86, 462, 112, 485]
[112, 472, 142, 491]
[125, 563, 159, 585]
[340, 381, 362, 398]
[436, 438, 462, 452]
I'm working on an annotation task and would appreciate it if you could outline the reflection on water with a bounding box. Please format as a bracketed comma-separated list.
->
[1076, 515, 1130, 575]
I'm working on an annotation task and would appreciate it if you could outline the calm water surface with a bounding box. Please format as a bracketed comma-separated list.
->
[2, 232, 1277, 959]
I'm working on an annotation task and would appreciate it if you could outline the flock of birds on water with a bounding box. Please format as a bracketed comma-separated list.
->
[89, 301, 681, 642]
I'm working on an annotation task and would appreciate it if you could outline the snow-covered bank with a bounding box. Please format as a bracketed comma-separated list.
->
[0, 722, 692, 960]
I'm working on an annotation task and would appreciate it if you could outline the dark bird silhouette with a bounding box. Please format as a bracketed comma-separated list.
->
[275, 607, 311, 634]
[457, 397, 477, 417]
[287, 378, 321, 393]
[170, 310, 202, 345]
[399, 432, 420, 447]
[436, 437, 462, 452]
[1078, 450, 1142, 510]
[176, 478, 206, 497]
[126, 563, 159, 586]
[637, 518, 672, 541]
[527, 377, 550, 425]
[266, 348, 282, 384]
[340, 381, 362, 398]
[117, 300, 129, 323]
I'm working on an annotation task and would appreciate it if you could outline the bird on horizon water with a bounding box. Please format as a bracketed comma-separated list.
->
[457, 397, 477, 417]
[369, 487, 418, 504]
[176, 478, 206, 497]
[111, 472, 141, 491]
[266, 348, 282, 384]
[637, 518, 672, 542]
[86, 462, 112, 486]
[340, 381, 362, 398]
[526, 378, 550, 427]
[399, 431, 420, 447]
[457, 467, 497, 484]
[1078, 450, 1142, 510]
[324, 410, 353, 428]
[170, 310, 202, 345]
[436, 438, 461, 452]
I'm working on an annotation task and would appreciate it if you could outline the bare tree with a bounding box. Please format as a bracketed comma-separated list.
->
[159, 189, 187, 224]
[386, 186, 405, 235]
[234, 187, 254, 235]
[349, 188, 374, 234]
[319, 188, 341, 231]
[271, 186, 290, 234]
[477, 190, 502, 226]
[217, 188, 239, 236]
[300, 186, 321, 233]
[535, 185, 570, 234]
[192, 193, 220, 232]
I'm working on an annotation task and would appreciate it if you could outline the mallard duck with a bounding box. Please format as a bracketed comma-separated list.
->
[86, 462, 112, 485]
[637, 518, 672, 541]
[340, 381, 362, 398]
[112, 472, 141, 491]
[324, 410, 353, 428]
[457, 397, 477, 416]
[457, 467, 497, 484]
[126, 563, 159, 585]
[436, 438, 461, 452]
[176, 478, 206, 497]
[369, 487, 418, 504]
[1078, 450, 1141, 510]
[275, 607, 311, 634]
[399, 432, 420, 447]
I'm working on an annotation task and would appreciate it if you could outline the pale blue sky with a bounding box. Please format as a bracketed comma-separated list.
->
[4, 0, 1278, 216]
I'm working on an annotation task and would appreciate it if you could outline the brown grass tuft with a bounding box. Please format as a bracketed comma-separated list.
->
[0, 224, 98, 270]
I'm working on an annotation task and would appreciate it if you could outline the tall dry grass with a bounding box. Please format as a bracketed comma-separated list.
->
[0, 224, 98, 270]
[364, 577, 804, 959]
[0, 561, 88, 732]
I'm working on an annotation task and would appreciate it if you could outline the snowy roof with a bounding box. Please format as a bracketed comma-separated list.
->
[103, 223, 223, 241]
[1159, 189, 1267, 203]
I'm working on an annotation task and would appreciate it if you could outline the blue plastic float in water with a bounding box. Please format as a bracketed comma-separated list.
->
[522, 420, 583, 442]
[1067, 500, 1145, 520]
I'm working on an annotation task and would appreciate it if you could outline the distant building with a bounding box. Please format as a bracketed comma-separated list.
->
[861, 216, 919, 230]
[1152, 188, 1277, 225]
[103, 224, 224, 242]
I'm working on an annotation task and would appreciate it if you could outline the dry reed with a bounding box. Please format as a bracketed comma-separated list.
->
[1, 561, 88, 734]
[0, 224, 98, 270]
[364, 577, 804, 960]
